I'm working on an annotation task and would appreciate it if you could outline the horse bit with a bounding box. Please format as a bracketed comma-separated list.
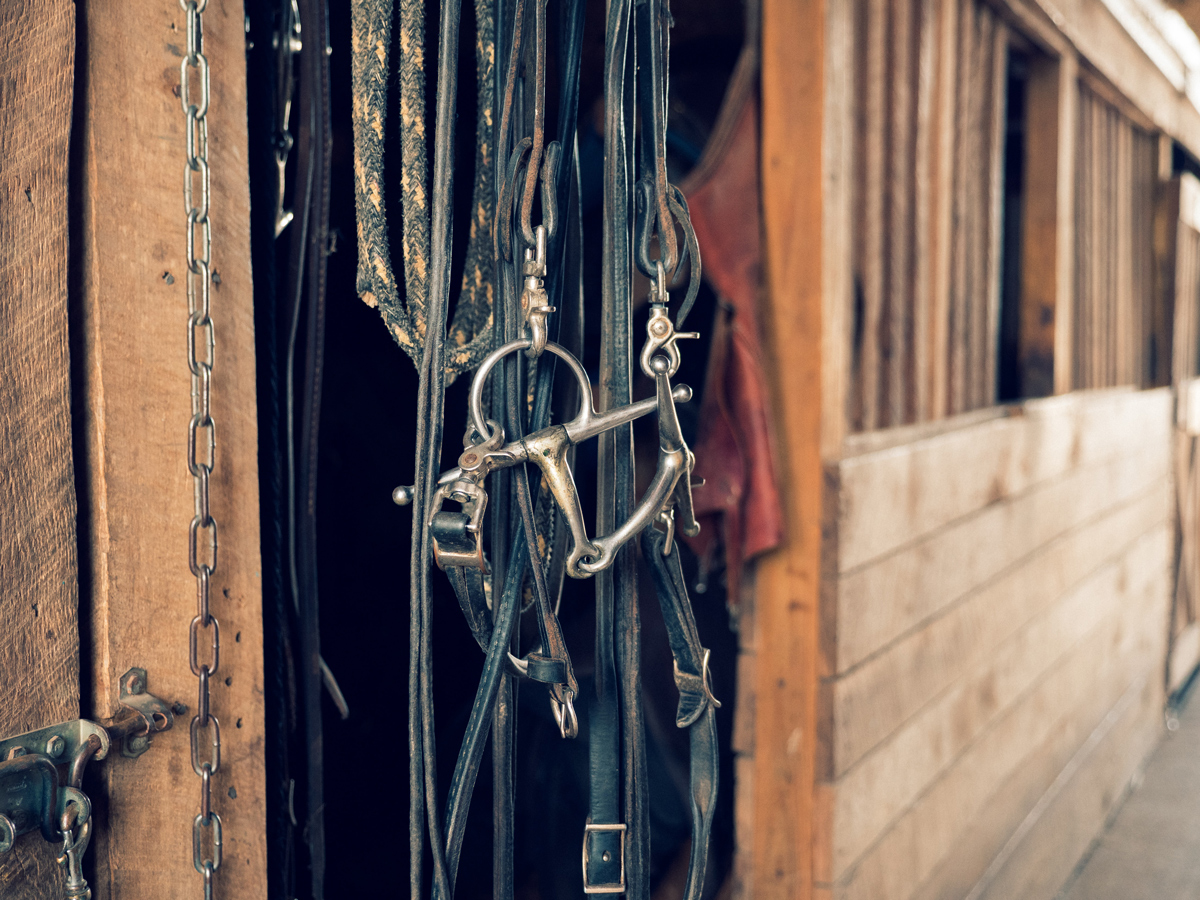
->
[428, 270, 704, 726]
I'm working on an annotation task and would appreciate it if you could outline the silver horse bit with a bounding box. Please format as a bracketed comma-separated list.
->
[428, 298, 701, 580]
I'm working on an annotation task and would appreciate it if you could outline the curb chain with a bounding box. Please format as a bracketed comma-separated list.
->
[181, 1, 223, 898]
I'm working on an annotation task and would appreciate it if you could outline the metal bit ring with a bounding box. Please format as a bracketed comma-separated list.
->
[469, 340, 592, 442]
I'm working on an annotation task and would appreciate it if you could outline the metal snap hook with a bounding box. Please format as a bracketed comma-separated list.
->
[521, 225, 555, 359]
[639, 266, 699, 380]
[552, 695, 579, 739]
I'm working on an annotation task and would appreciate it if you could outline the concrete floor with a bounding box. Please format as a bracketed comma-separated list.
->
[1057, 683, 1200, 900]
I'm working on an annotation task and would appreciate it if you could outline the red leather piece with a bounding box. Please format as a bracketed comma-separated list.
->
[682, 57, 784, 601]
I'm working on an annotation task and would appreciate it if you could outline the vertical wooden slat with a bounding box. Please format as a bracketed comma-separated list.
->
[1052, 53, 1078, 395]
[760, 0, 848, 892]
[1116, 116, 1132, 386]
[949, 0, 974, 415]
[1103, 101, 1115, 386]
[861, 0, 888, 431]
[1178, 227, 1193, 386]
[886, 0, 916, 426]
[930, 0, 958, 420]
[913, 0, 937, 422]
[966, 7, 989, 410]
[1074, 85, 1088, 391]
[983, 17, 1007, 407]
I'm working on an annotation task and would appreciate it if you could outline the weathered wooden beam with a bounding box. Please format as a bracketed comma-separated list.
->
[73, 0, 267, 896]
[757, 0, 851, 895]
[0, 1, 80, 894]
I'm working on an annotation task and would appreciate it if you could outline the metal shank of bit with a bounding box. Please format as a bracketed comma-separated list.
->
[443, 339, 694, 578]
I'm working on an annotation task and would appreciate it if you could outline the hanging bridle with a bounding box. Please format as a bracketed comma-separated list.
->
[351, 0, 718, 892]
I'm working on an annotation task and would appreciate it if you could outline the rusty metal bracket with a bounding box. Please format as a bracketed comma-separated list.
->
[107, 667, 179, 759]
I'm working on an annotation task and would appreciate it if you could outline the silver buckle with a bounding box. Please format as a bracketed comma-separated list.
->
[581, 822, 626, 894]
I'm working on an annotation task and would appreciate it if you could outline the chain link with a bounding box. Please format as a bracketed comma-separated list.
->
[181, 0, 221, 893]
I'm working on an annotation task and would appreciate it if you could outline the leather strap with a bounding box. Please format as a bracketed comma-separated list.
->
[642, 527, 720, 900]
[286, 0, 332, 893]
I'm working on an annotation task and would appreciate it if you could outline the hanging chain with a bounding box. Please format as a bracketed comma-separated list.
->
[181, 1, 223, 897]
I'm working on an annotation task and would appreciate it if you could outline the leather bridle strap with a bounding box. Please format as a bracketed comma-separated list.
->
[590, 0, 648, 895]
[407, 0, 468, 886]
[641, 527, 721, 900]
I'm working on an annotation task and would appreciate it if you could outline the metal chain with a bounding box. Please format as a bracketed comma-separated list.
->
[181, 1, 222, 898]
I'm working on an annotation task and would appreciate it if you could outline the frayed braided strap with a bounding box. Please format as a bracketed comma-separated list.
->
[350, 0, 496, 380]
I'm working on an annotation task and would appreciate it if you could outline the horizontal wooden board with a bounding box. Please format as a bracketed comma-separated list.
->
[828, 482, 1169, 775]
[836, 387, 1169, 573]
[835, 438, 1170, 671]
[832, 553, 1168, 900]
[830, 524, 1170, 878]
[973, 673, 1162, 900]
[910, 670, 1162, 900]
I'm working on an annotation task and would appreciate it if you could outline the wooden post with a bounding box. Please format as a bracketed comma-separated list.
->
[73, 1, 267, 896]
[757, 0, 849, 896]
[0, 2, 80, 895]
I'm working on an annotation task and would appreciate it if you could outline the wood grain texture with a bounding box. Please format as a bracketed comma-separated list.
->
[837, 425, 1167, 671]
[995, 0, 1200, 151]
[830, 481, 1168, 778]
[850, 0, 1008, 433]
[912, 0, 937, 424]
[817, 386, 1173, 900]
[72, 1, 266, 896]
[1072, 81, 1156, 391]
[830, 524, 1169, 878]
[972, 672, 1163, 900]
[756, 0, 843, 894]
[832, 532, 1169, 900]
[0, 0, 81, 894]
[836, 387, 1169, 574]
[929, 0, 958, 422]
[913, 667, 1162, 900]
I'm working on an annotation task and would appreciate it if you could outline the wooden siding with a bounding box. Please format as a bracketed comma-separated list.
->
[1072, 80, 1158, 389]
[850, 0, 1007, 432]
[816, 388, 1172, 900]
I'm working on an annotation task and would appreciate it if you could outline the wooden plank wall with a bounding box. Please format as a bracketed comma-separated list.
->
[817, 388, 1173, 900]
[850, 0, 1007, 432]
[1072, 80, 1158, 390]
[0, 1, 81, 895]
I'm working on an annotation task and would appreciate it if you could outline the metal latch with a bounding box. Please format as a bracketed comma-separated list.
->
[0, 667, 181, 898]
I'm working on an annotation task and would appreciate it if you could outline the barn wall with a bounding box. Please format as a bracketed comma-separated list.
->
[816, 386, 1173, 900]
